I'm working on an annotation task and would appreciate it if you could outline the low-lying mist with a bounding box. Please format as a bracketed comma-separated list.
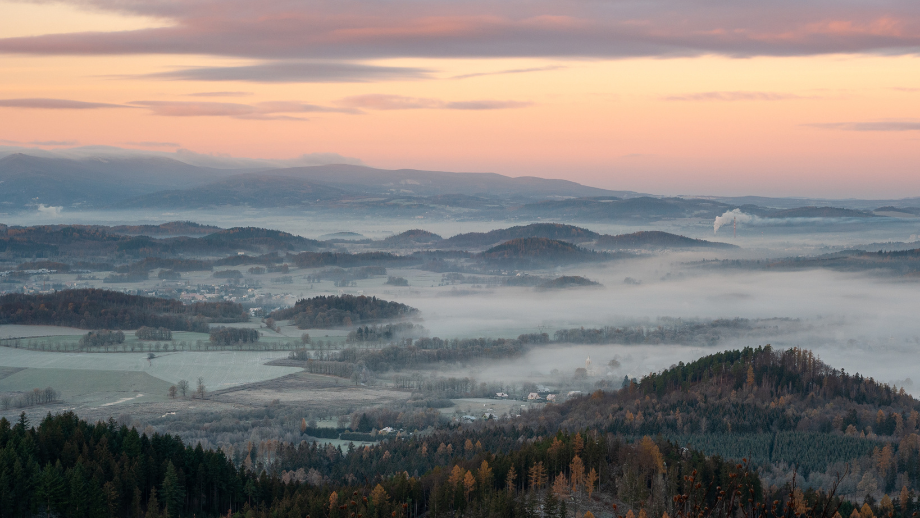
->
[387, 266, 920, 390]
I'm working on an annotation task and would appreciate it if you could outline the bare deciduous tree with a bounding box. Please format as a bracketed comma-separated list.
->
[177, 379, 189, 398]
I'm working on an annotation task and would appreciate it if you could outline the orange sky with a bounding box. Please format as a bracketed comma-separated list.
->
[1, 0, 919, 197]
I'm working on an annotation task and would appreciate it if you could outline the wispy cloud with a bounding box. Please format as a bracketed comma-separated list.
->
[144, 62, 432, 83]
[29, 140, 79, 146]
[130, 100, 358, 120]
[188, 91, 252, 97]
[337, 94, 532, 110]
[124, 141, 181, 147]
[444, 100, 532, 110]
[806, 120, 920, 131]
[451, 66, 566, 80]
[663, 91, 806, 101]
[0, 98, 126, 109]
[0, 139, 80, 146]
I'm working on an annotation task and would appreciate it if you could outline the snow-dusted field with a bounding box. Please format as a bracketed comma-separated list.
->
[0, 348, 300, 389]
[0, 325, 88, 339]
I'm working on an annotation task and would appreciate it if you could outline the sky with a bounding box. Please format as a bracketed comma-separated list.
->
[0, 0, 919, 198]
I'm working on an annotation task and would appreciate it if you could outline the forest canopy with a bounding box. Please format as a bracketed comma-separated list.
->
[270, 294, 419, 329]
[0, 288, 247, 331]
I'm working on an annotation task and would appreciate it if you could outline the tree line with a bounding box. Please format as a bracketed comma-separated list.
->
[210, 327, 260, 346]
[0, 289, 247, 331]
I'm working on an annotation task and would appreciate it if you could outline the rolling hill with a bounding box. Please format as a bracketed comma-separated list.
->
[594, 230, 738, 250]
[381, 229, 444, 247]
[443, 223, 601, 249]
[478, 237, 609, 266]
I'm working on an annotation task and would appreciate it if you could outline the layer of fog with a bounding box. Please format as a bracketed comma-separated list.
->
[383, 266, 920, 390]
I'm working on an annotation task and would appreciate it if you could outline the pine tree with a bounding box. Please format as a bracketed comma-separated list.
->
[147, 487, 165, 518]
[35, 462, 65, 515]
[68, 463, 89, 518]
[162, 461, 185, 518]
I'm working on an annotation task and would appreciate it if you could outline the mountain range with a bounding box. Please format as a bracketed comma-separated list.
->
[0, 152, 637, 211]
[3, 146, 920, 220]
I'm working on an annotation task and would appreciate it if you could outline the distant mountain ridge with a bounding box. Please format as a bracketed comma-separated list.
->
[120, 164, 632, 208]
[0, 153, 241, 209]
[0, 152, 641, 211]
[4, 148, 919, 221]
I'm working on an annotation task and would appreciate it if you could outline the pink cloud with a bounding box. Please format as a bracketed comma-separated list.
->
[336, 94, 532, 110]
[663, 91, 807, 101]
[0, 98, 126, 109]
[0, 1, 918, 64]
[130, 100, 358, 119]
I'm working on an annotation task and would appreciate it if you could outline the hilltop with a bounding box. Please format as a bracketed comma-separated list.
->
[381, 229, 444, 247]
[445, 223, 601, 249]
[478, 237, 609, 266]
[270, 294, 419, 329]
[535, 346, 918, 476]
[535, 275, 602, 290]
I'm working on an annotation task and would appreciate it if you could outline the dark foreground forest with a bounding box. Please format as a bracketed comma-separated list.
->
[2, 347, 919, 518]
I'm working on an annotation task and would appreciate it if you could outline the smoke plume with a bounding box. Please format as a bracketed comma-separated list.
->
[713, 209, 755, 234]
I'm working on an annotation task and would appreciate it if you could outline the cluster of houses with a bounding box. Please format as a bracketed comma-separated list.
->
[493, 388, 585, 403]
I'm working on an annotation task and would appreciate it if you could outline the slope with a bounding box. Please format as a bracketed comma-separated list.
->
[594, 230, 738, 250]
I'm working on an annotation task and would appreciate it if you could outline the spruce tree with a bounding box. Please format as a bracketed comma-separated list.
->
[162, 461, 185, 518]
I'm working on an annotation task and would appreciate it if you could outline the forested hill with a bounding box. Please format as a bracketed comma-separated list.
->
[270, 294, 419, 329]
[443, 223, 601, 249]
[0, 224, 321, 259]
[478, 237, 609, 266]
[594, 231, 738, 250]
[381, 229, 444, 247]
[545, 346, 918, 438]
[0, 288, 247, 331]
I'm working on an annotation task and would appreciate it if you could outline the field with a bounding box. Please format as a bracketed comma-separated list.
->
[0, 348, 301, 388]
[0, 367, 170, 408]
[0, 324, 350, 350]
[211, 371, 412, 409]
[0, 324, 89, 339]
[0, 346, 413, 428]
